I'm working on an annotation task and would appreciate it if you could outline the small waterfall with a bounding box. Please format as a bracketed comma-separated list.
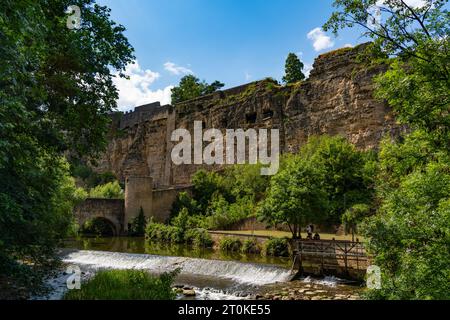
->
[63, 250, 292, 285]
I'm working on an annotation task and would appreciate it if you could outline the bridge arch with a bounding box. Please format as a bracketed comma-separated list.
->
[74, 199, 125, 236]
[78, 215, 121, 236]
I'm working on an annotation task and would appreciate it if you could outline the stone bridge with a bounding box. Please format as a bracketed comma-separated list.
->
[74, 198, 125, 236]
[73, 176, 193, 236]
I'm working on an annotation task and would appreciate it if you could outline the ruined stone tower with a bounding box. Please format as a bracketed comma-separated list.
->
[124, 176, 153, 231]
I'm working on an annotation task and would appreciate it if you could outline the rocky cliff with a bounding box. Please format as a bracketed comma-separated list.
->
[96, 43, 400, 188]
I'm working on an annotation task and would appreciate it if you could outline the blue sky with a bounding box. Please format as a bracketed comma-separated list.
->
[98, 0, 368, 111]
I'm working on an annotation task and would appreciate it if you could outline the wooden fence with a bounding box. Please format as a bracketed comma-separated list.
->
[291, 239, 369, 280]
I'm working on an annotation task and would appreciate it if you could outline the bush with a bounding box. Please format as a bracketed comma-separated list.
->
[184, 228, 214, 248]
[219, 238, 242, 253]
[89, 181, 124, 199]
[128, 208, 147, 237]
[146, 222, 213, 248]
[64, 269, 178, 300]
[264, 238, 290, 257]
[145, 222, 184, 244]
[168, 227, 184, 244]
[170, 192, 200, 219]
[242, 239, 261, 254]
[206, 196, 255, 230]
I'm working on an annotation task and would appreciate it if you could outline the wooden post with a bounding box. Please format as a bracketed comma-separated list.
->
[321, 241, 324, 275]
[344, 242, 348, 274]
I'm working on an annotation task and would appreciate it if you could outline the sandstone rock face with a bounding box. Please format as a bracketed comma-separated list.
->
[96, 44, 400, 187]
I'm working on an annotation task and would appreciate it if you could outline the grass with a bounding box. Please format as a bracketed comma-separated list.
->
[212, 230, 362, 241]
[64, 269, 178, 300]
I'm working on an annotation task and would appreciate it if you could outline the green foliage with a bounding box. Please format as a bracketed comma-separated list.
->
[184, 228, 214, 248]
[364, 132, 450, 299]
[324, 0, 450, 147]
[264, 238, 290, 257]
[282, 53, 305, 83]
[82, 218, 115, 236]
[223, 164, 270, 202]
[219, 238, 242, 253]
[171, 166, 267, 231]
[129, 207, 147, 237]
[258, 154, 329, 239]
[362, 158, 450, 300]
[0, 157, 81, 277]
[305, 135, 374, 224]
[64, 269, 178, 300]
[146, 221, 213, 248]
[241, 239, 261, 254]
[170, 192, 201, 219]
[191, 170, 230, 212]
[146, 222, 183, 244]
[325, 1, 450, 300]
[72, 162, 117, 188]
[89, 181, 124, 199]
[342, 204, 371, 241]
[259, 135, 373, 238]
[205, 196, 255, 230]
[0, 0, 134, 285]
[171, 75, 224, 104]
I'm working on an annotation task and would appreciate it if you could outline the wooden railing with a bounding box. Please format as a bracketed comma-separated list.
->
[291, 239, 369, 279]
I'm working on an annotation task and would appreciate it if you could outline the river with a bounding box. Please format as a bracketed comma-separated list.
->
[36, 237, 363, 300]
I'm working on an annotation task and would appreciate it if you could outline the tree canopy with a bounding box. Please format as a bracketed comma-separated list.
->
[324, 0, 450, 299]
[258, 135, 373, 238]
[282, 53, 305, 83]
[0, 0, 134, 286]
[171, 75, 224, 104]
[258, 156, 329, 239]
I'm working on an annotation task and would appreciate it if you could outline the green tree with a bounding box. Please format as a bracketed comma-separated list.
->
[282, 53, 305, 83]
[305, 136, 374, 224]
[191, 170, 229, 213]
[171, 75, 224, 104]
[0, 0, 134, 289]
[325, 0, 450, 299]
[129, 207, 147, 237]
[89, 181, 124, 199]
[362, 155, 450, 299]
[342, 204, 371, 241]
[223, 164, 270, 202]
[258, 156, 329, 239]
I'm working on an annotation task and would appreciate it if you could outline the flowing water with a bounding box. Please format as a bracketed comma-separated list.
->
[38, 237, 362, 300]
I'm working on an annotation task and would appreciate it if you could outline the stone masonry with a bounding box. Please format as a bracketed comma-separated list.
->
[95, 43, 401, 189]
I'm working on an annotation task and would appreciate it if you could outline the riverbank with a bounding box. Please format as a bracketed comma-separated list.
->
[0, 275, 29, 300]
[31, 237, 364, 301]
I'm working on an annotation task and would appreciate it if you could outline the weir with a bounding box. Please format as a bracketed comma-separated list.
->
[62, 250, 293, 286]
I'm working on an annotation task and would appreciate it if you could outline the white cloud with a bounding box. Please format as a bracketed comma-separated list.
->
[113, 61, 173, 111]
[343, 43, 354, 48]
[303, 62, 313, 78]
[376, 0, 427, 8]
[164, 62, 193, 75]
[245, 71, 252, 81]
[404, 0, 427, 7]
[307, 28, 335, 52]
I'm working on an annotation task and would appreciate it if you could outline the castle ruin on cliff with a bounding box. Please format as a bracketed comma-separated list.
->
[97, 44, 400, 190]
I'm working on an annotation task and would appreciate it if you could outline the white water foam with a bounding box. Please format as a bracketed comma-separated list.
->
[62, 250, 292, 286]
[303, 276, 340, 287]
